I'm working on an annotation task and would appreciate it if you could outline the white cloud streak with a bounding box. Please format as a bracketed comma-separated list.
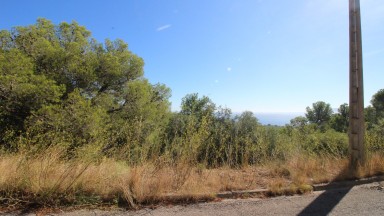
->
[156, 24, 172, 31]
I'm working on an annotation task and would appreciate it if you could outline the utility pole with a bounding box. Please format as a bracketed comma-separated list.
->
[349, 0, 365, 170]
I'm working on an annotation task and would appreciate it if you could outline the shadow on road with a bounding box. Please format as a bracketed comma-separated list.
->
[297, 186, 352, 216]
[297, 165, 357, 216]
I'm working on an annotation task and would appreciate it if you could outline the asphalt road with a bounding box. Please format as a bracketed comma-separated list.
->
[3, 182, 384, 216]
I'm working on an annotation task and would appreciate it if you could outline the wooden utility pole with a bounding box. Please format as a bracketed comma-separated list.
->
[349, 0, 365, 170]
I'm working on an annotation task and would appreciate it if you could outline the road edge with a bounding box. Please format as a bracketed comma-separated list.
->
[216, 175, 384, 199]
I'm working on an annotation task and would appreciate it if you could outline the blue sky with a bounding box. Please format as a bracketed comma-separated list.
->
[1, 0, 383, 113]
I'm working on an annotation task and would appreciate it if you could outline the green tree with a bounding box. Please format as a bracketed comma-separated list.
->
[0, 49, 64, 149]
[235, 111, 259, 135]
[371, 89, 384, 112]
[365, 105, 377, 130]
[25, 89, 109, 155]
[4, 18, 145, 106]
[103, 79, 172, 162]
[330, 103, 349, 133]
[180, 93, 215, 118]
[234, 111, 262, 164]
[0, 30, 13, 50]
[366, 119, 384, 152]
[290, 116, 308, 128]
[364, 89, 384, 130]
[160, 94, 220, 165]
[371, 89, 384, 120]
[305, 101, 333, 127]
[209, 106, 235, 166]
[12, 18, 97, 94]
[0, 18, 171, 157]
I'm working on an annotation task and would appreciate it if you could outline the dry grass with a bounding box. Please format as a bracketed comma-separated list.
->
[1, 149, 383, 210]
[363, 153, 384, 176]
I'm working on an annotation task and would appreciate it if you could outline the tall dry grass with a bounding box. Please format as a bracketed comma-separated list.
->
[1, 147, 383, 209]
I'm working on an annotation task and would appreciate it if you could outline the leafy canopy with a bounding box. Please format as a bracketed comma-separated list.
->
[0, 18, 171, 152]
[305, 101, 333, 126]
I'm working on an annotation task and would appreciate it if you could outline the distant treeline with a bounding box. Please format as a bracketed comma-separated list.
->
[1, 19, 383, 166]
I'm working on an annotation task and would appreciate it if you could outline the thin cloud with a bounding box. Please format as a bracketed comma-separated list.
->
[156, 24, 172, 31]
[227, 67, 232, 72]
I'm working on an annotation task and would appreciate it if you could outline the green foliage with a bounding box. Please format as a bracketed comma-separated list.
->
[1, 18, 383, 169]
[233, 111, 263, 164]
[365, 106, 378, 130]
[366, 119, 384, 152]
[4, 18, 145, 102]
[0, 49, 65, 149]
[365, 89, 384, 129]
[0, 19, 169, 158]
[180, 93, 215, 120]
[207, 107, 235, 166]
[103, 80, 171, 163]
[162, 100, 294, 167]
[12, 18, 100, 94]
[304, 130, 348, 157]
[282, 122, 348, 157]
[24, 89, 109, 156]
[0, 30, 13, 50]
[305, 101, 333, 127]
[289, 116, 308, 128]
[330, 103, 349, 133]
[371, 89, 384, 118]
[161, 94, 215, 164]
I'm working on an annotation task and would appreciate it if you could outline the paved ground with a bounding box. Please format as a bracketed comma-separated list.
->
[2, 182, 384, 216]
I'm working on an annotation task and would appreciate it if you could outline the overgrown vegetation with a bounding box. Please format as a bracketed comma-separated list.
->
[1, 19, 384, 209]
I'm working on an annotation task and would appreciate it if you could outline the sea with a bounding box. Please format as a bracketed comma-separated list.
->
[253, 112, 305, 126]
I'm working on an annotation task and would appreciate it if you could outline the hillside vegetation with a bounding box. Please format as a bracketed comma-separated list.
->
[1, 19, 384, 209]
